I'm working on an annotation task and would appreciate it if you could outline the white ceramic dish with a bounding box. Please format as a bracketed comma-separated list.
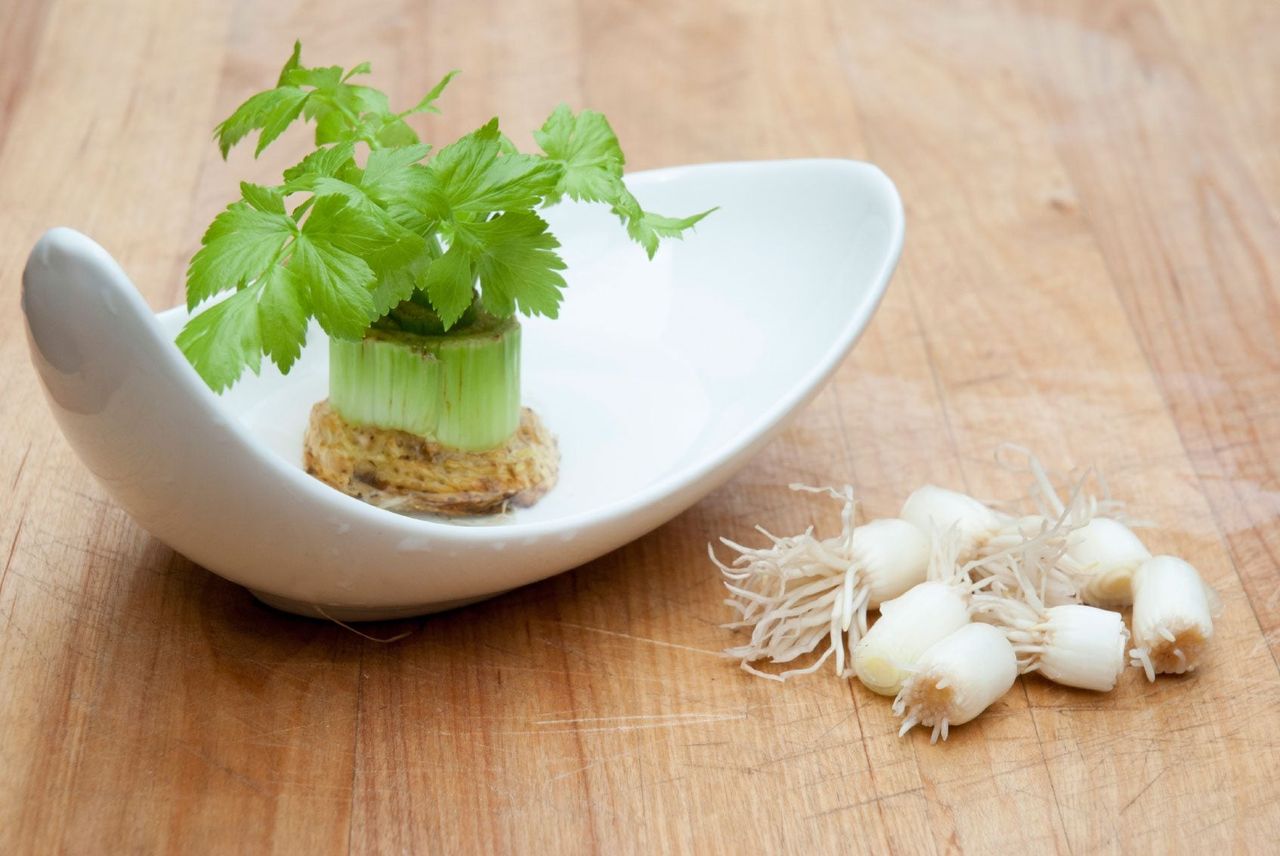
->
[22, 159, 902, 620]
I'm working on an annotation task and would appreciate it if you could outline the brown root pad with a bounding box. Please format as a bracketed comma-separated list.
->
[303, 400, 559, 517]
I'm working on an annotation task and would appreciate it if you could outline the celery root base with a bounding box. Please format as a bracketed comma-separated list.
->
[304, 400, 559, 516]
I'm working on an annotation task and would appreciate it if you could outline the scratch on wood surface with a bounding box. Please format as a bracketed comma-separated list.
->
[752, 737, 864, 771]
[1006, 785, 1062, 809]
[177, 745, 268, 796]
[801, 763, 893, 789]
[769, 709, 859, 755]
[436, 712, 749, 737]
[401, 659, 678, 687]
[681, 761, 783, 777]
[803, 786, 926, 821]
[1189, 812, 1236, 841]
[1120, 768, 1167, 815]
[0, 511, 24, 597]
[10, 442, 30, 489]
[534, 712, 743, 726]
[551, 621, 725, 657]
[56, 485, 116, 512]
[531, 711, 748, 734]
[541, 752, 637, 786]
[770, 707, 850, 730]
[1021, 682, 1075, 855]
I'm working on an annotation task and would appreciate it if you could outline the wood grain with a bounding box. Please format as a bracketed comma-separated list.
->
[3, 0, 1279, 852]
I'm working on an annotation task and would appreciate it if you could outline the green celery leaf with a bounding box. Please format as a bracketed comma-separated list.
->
[312, 109, 354, 145]
[365, 228, 428, 275]
[290, 238, 375, 339]
[256, 264, 309, 372]
[290, 197, 380, 338]
[384, 194, 442, 236]
[306, 185, 416, 261]
[460, 210, 566, 319]
[254, 87, 311, 156]
[614, 189, 717, 259]
[177, 263, 310, 388]
[371, 251, 430, 317]
[361, 143, 432, 204]
[534, 104, 626, 204]
[290, 196, 316, 222]
[281, 65, 344, 91]
[361, 221, 432, 316]
[282, 145, 369, 208]
[286, 173, 368, 208]
[304, 81, 387, 121]
[259, 49, 397, 147]
[284, 147, 432, 279]
[533, 105, 714, 257]
[215, 86, 305, 158]
[282, 143, 357, 181]
[624, 208, 716, 259]
[184, 45, 717, 392]
[374, 118, 421, 148]
[185, 195, 296, 309]
[283, 145, 378, 209]
[345, 84, 389, 117]
[401, 70, 459, 116]
[347, 85, 391, 116]
[427, 121, 563, 218]
[276, 41, 302, 86]
[239, 181, 286, 214]
[304, 74, 395, 146]
[175, 287, 264, 391]
[342, 61, 372, 81]
[421, 241, 476, 328]
[213, 45, 414, 157]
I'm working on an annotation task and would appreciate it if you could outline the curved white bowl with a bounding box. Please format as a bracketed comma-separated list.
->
[22, 159, 902, 619]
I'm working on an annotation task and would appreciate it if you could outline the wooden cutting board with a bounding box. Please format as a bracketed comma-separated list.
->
[3, 0, 1279, 852]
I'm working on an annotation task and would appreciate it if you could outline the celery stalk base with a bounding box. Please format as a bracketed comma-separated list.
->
[328, 316, 522, 452]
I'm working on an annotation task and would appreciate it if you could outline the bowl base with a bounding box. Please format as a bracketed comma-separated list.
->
[249, 589, 499, 621]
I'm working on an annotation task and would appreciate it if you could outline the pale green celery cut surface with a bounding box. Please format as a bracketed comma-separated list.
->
[328, 319, 522, 451]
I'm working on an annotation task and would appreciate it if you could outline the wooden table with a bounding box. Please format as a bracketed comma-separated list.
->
[4, 1, 1280, 852]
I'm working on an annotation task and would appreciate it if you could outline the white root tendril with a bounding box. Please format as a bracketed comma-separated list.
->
[711, 486, 861, 679]
[1131, 646, 1156, 682]
[714, 485, 927, 680]
[987, 446, 1160, 609]
[994, 443, 1141, 527]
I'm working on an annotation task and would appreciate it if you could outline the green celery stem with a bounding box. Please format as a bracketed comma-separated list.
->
[329, 315, 522, 451]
